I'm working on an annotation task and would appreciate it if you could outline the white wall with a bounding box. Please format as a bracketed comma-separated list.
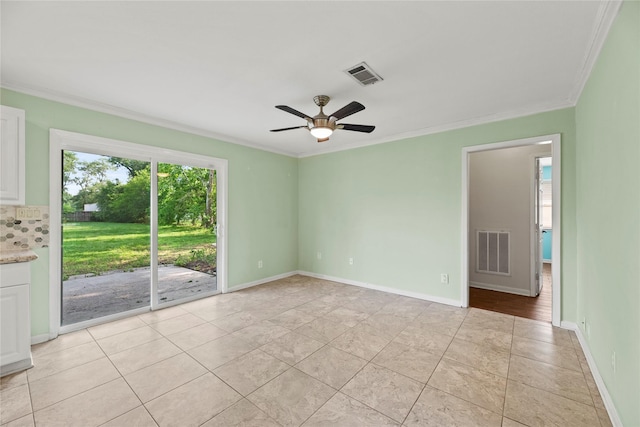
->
[469, 144, 551, 295]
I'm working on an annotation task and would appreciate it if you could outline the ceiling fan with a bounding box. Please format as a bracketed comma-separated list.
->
[270, 95, 375, 143]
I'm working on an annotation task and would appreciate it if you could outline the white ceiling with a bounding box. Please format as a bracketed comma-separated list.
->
[0, 1, 618, 157]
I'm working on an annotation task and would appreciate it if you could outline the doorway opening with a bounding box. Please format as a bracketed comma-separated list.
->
[534, 156, 553, 300]
[50, 130, 227, 335]
[461, 134, 561, 326]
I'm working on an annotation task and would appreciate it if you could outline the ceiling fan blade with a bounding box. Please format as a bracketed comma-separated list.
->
[270, 125, 308, 132]
[317, 137, 330, 143]
[275, 105, 313, 121]
[329, 101, 365, 120]
[339, 123, 375, 133]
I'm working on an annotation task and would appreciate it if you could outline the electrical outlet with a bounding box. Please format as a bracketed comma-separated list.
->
[349, 257, 354, 265]
[258, 260, 263, 269]
[16, 207, 43, 220]
[611, 351, 616, 373]
[440, 273, 449, 284]
[317, 252, 322, 260]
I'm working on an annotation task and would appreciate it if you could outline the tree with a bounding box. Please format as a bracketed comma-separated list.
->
[107, 157, 148, 178]
[63, 151, 78, 192]
[204, 170, 216, 228]
[156, 165, 216, 228]
[71, 158, 114, 210]
[62, 152, 78, 213]
[110, 171, 150, 223]
[95, 170, 150, 223]
[62, 155, 216, 227]
[71, 187, 102, 211]
[93, 181, 124, 222]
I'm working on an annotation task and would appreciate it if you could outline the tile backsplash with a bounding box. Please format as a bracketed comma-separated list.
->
[0, 205, 50, 251]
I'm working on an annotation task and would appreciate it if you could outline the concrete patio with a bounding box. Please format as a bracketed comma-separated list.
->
[62, 265, 217, 325]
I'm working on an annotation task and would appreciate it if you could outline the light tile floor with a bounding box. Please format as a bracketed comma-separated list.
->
[0, 275, 612, 427]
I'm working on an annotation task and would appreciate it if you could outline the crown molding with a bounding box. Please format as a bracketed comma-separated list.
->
[568, 0, 623, 103]
[1, 82, 296, 158]
[1, 82, 576, 161]
[297, 98, 574, 158]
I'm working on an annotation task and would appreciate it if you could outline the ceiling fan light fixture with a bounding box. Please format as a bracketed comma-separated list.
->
[309, 126, 333, 139]
[271, 95, 375, 143]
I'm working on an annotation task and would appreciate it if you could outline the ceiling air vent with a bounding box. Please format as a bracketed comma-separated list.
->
[344, 62, 383, 86]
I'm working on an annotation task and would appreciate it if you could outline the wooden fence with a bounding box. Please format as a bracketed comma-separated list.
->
[64, 211, 94, 222]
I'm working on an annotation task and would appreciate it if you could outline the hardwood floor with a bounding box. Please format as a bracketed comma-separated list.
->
[469, 263, 552, 322]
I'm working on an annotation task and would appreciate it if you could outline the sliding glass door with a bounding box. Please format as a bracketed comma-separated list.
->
[51, 129, 227, 332]
[155, 162, 217, 305]
[61, 151, 151, 326]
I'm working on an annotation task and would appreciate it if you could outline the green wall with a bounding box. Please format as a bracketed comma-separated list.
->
[3, 5, 638, 421]
[0, 88, 299, 337]
[299, 107, 577, 317]
[575, 1, 640, 424]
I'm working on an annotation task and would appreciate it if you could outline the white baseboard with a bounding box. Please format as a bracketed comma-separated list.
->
[228, 271, 299, 292]
[560, 321, 621, 427]
[298, 270, 462, 307]
[470, 281, 531, 296]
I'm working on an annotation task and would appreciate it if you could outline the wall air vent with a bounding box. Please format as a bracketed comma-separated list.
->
[477, 230, 510, 275]
[344, 62, 383, 86]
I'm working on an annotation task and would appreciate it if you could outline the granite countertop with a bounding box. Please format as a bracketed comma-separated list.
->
[0, 249, 39, 264]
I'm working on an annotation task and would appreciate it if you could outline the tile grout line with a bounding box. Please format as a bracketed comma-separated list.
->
[189, 287, 344, 425]
[27, 334, 118, 416]
[25, 374, 36, 426]
[30, 377, 125, 421]
[402, 305, 457, 425]
[24, 276, 601, 426]
[398, 305, 497, 425]
[502, 315, 516, 420]
[335, 303, 436, 426]
[26, 345, 108, 384]
[246, 297, 361, 424]
[141, 370, 215, 426]
[92, 336, 154, 427]
[574, 335, 605, 412]
[94, 405, 155, 427]
[261, 302, 415, 425]
[99, 327, 222, 426]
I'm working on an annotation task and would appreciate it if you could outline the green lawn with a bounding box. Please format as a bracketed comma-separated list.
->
[62, 222, 216, 278]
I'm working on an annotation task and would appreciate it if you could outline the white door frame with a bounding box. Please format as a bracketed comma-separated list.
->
[461, 133, 561, 326]
[49, 129, 228, 337]
[530, 155, 551, 297]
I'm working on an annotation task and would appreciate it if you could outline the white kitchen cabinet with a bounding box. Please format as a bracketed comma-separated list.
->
[0, 262, 32, 376]
[0, 105, 26, 205]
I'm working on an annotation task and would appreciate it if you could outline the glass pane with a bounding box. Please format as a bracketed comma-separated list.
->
[156, 162, 217, 304]
[62, 151, 150, 325]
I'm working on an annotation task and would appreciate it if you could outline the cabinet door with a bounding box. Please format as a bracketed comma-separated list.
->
[0, 105, 26, 205]
[0, 284, 30, 365]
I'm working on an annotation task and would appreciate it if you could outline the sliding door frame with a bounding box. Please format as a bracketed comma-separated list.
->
[49, 129, 228, 337]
